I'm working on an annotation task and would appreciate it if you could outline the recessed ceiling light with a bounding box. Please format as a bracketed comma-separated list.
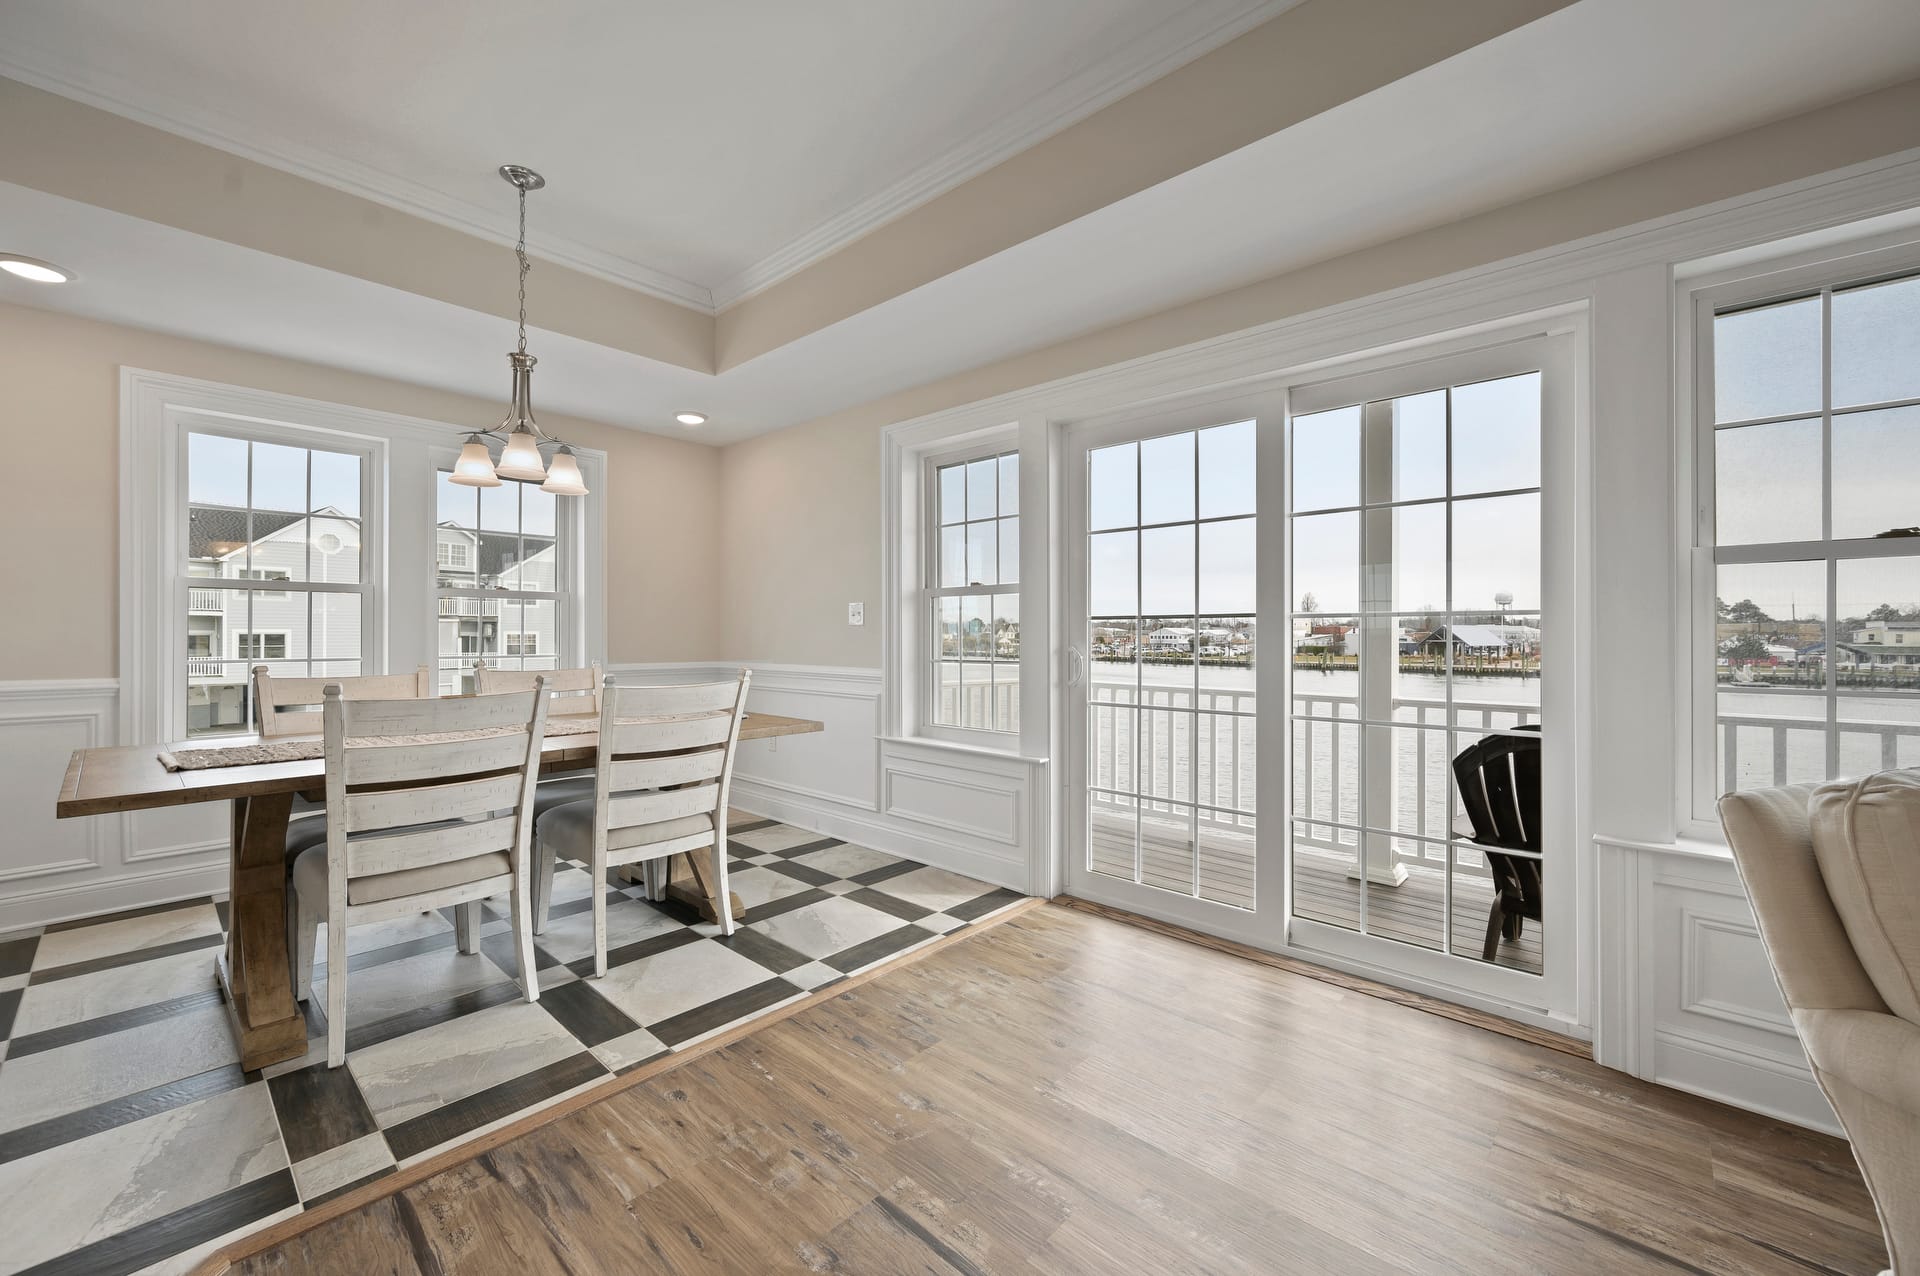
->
[675, 412, 708, 426]
[0, 254, 74, 284]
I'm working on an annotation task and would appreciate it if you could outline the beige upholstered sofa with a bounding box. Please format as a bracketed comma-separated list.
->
[1721, 775, 1920, 1276]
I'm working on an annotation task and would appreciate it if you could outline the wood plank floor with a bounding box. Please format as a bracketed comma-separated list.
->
[225, 905, 1885, 1276]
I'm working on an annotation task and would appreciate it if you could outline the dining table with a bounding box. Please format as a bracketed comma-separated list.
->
[53, 711, 824, 1070]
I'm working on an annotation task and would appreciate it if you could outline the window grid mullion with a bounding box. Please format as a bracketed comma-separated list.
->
[1822, 285, 1839, 782]
[1707, 270, 1920, 798]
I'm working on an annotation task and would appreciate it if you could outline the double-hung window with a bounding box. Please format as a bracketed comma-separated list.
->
[926, 449, 1021, 735]
[136, 373, 604, 752]
[435, 470, 566, 694]
[1696, 262, 1920, 806]
[184, 429, 372, 737]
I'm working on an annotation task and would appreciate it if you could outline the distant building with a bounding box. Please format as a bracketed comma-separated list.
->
[1797, 640, 1870, 669]
[1850, 620, 1920, 667]
[1147, 625, 1197, 651]
[1296, 623, 1354, 656]
[1420, 624, 1534, 658]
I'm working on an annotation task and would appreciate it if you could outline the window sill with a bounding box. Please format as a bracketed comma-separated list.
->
[1591, 831, 1732, 862]
[880, 734, 1049, 767]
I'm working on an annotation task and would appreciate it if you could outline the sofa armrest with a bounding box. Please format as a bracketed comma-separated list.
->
[1797, 1008, 1920, 1113]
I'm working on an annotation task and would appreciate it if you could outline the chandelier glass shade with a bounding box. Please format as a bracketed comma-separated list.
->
[449, 165, 588, 496]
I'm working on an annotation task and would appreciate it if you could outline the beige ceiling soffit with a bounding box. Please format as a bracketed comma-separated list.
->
[0, 77, 714, 375]
[755, 76, 1920, 452]
[714, 0, 1576, 372]
[0, 49, 715, 313]
[0, 4, 1289, 318]
[707, 0, 1298, 310]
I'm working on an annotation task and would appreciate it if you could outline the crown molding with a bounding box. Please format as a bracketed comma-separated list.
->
[0, 0, 1291, 321]
[709, 0, 1298, 310]
[0, 51, 718, 312]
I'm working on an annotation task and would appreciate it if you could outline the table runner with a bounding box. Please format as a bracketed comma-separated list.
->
[158, 716, 604, 771]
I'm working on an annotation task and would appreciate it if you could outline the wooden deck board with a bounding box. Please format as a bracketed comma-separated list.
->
[1087, 818, 1544, 975]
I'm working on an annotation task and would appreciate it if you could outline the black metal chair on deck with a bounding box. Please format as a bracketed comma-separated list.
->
[1450, 724, 1543, 961]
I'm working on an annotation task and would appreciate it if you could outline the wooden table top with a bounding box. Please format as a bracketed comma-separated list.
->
[56, 713, 823, 819]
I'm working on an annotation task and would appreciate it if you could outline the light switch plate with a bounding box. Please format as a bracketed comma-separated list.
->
[848, 602, 864, 626]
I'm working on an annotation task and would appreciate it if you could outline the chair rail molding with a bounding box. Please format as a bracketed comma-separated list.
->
[611, 661, 1044, 892]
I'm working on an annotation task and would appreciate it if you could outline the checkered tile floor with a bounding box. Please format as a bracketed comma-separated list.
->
[0, 817, 1024, 1276]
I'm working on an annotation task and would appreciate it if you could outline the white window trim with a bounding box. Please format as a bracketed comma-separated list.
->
[1676, 233, 1920, 839]
[881, 416, 1052, 761]
[121, 369, 606, 745]
[920, 439, 1022, 745]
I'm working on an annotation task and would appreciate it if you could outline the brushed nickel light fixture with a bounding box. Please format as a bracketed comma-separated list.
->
[450, 165, 589, 496]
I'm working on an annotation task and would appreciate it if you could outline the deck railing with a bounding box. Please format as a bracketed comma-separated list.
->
[187, 587, 224, 613]
[1717, 708, 1920, 792]
[1087, 680, 1540, 881]
[935, 682, 1020, 733]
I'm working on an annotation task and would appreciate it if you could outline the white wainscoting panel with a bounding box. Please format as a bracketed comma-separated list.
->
[611, 664, 1045, 893]
[0, 680, 229, 933]
[1598, 839, 1838, 1134]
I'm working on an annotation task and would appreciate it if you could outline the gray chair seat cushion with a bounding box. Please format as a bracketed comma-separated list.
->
[533, 774, 597, 818]
[535, 801, 713, 863]
[286, 813, 330, 856]
[292, 837, 512, 908]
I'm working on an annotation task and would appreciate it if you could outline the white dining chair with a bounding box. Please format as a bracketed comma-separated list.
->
[252, 664, 434, 738]
[255, 664, 435, 855]
[535, 671, 751, 975]
[288, 679, 550, 1067]
[474, 661, 604, 932]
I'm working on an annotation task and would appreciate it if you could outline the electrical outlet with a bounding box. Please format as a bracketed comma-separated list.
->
[848, 602, 864, 626]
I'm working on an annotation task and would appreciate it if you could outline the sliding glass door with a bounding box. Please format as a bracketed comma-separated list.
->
[1285, 336, 1574, 1008]
[1064, 334, 1574, 1017]
[1065, 394, 1282, 929]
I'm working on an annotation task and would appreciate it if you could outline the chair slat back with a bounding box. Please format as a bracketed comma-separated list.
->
[1452, 727, 1546, 916]
[475, 661, 604, 719]
[1450, 727, 1543, 855]
[255, 664, 432, 737]
[606, 712, 733, 755]
[324, 683, 548, 887]
[593, 673, 751, 846]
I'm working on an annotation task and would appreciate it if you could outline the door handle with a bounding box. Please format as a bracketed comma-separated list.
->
[1068, 646, 1085, 687]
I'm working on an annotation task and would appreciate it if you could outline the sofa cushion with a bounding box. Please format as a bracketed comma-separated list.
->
[1808, 770, 1920, 1023]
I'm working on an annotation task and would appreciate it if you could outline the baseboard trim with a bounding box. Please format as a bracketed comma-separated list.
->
[1651, 1025, 1840, 1136]
[1052, 895, 1593, 1060]
[730, 779, 1028, 892]
[0, 860, 230, 936]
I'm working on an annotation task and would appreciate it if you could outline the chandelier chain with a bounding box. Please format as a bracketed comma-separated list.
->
[515, 185, 529, 356]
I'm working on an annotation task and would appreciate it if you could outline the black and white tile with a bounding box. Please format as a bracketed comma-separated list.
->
[0, 818, 1022, 1275]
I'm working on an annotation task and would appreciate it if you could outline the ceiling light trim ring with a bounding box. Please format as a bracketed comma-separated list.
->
[0, 253, 74, 283]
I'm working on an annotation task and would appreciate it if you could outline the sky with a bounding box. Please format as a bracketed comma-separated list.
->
[188, 433, 361, 518]
[1088, 376, 1544, 623]
[1713, 277, 1920, 553]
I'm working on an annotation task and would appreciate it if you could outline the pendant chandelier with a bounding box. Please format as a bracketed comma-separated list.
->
[449, 164, 589, 496]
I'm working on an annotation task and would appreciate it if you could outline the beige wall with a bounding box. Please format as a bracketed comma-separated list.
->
[716, 76, 1920, 670]
[0, 303, 723, 679]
